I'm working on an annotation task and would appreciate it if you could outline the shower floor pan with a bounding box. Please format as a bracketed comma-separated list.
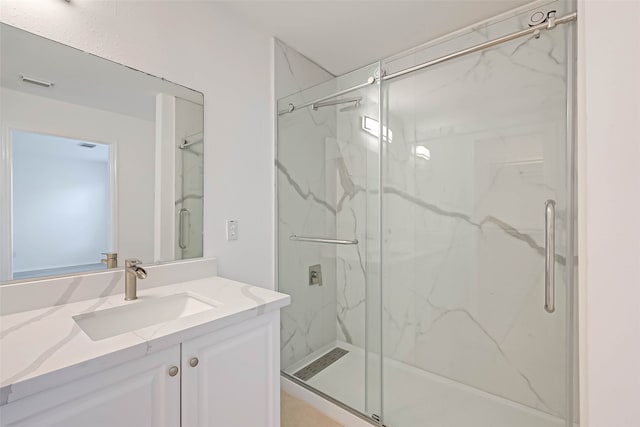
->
[285, 342, 569, 427]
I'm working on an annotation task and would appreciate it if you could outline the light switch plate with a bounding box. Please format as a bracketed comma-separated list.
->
[226, 220, 238, 241]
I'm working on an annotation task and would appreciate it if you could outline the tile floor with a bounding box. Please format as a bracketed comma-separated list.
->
[281, 391, 343, 427]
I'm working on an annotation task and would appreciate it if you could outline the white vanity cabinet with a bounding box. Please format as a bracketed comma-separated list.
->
[0, 311, 281, 427]
[0, 346, 181, 427]
[181, 311, 280, 427]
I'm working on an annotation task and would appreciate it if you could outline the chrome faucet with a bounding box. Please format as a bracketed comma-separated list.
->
[124, 259, 147, 301]
[100, 252, 118, 269]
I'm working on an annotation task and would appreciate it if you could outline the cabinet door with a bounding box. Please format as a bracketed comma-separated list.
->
[181, 311, 280, 427]
[0, 346, 180, 427]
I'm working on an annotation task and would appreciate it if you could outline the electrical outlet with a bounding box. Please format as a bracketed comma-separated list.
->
[226, 220, 238, 241]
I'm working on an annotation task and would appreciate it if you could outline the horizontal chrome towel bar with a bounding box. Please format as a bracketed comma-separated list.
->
[312, 96, 362, 111]
[278, 77, 375, 116]
[289, 235, 358, 245]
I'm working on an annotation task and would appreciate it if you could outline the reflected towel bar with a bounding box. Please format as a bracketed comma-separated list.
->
[290, 235, 358, 245]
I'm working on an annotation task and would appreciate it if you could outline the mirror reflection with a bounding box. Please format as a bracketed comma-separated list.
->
[0, 23, 204, 283]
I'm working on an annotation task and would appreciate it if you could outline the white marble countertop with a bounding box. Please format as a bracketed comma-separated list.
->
[0, 276, 290, 404]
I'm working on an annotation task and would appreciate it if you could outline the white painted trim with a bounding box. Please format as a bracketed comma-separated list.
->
[108, 142, 118, 253]
[576, 1, 588, 424]
[154, 93, 176, 263]
[281, 376, 373, 427]
[0, 125, 13, 281]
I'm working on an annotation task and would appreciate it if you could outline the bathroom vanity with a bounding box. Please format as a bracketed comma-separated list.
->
[0, 262, 289, 427]
[0, 23, 290, 427]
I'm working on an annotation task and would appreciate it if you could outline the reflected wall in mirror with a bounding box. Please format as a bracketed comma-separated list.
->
[0, 23, 205, 283]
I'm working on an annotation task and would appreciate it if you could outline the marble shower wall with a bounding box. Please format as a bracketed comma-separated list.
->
[388, 1, 572, 420]
[333, 0, 575, 420]
[277, 0, 576, 420]
[275, 40, 340, 370]
[331, 64, 381, 350]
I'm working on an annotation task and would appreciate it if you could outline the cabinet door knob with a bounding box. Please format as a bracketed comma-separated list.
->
[189, 357, 199, 367]
[168, 366, 179, 377]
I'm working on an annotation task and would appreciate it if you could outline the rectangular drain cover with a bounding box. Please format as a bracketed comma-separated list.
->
[294, 347, 348, 381]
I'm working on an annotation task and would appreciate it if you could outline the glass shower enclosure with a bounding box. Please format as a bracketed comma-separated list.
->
[276, 2, 577, 426]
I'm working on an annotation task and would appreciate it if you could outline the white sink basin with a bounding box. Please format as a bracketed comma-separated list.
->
[73, 293, 218, 341]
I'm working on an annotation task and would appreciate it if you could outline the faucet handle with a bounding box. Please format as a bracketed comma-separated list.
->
[125, 258, 143, 268]
[101, 252, 118, 268]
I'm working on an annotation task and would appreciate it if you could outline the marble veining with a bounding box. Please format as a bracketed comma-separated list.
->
[0, 258, 217, 316]
[0, 276, 289, 404]
[276, 39, 340, 371]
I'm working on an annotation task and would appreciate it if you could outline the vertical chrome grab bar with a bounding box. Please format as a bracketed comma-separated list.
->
[544, 200, 556, 313]
[179, 208, 191, 249]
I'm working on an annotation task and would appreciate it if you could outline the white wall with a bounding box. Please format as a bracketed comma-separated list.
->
[0, 0, 275, 289]
[578, 1, 640, 426]
[12, 132, 109, 272]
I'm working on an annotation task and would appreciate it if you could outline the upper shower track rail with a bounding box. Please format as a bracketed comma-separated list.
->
[277, 11, 577, 116]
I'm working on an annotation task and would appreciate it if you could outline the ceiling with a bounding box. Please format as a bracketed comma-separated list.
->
[223, 0, 533, 75]
[1, 23, 203, 122]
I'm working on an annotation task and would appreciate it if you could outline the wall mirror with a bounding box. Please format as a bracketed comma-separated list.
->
[0, 23, 204, 283]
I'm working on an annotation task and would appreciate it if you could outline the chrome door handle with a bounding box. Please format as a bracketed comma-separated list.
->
[179, 208, 191, 249]
[544, 199, 556, 313]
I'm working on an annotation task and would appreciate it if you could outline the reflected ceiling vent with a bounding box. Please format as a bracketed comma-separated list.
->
[19, 74, 54, 88]
[78, 143, 97, 149]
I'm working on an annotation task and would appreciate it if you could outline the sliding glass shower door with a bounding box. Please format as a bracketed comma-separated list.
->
[378, 4, 576, 426]
[277, 62, 383, 419]
[276, 2, 577, 426]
